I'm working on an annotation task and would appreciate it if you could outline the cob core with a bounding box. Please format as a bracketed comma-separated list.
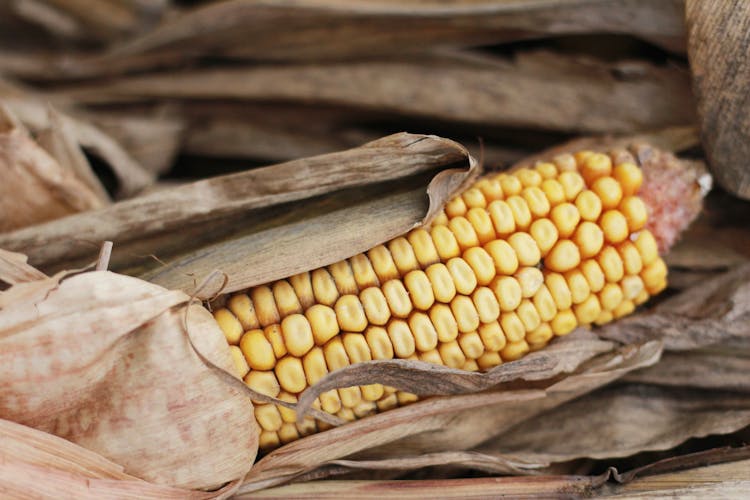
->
[213, 151, 667, 451]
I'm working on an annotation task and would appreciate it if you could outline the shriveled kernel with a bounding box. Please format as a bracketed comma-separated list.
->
[515, 167, 543, 187]
[310, 269, 339, 307]
[642, 258, 668, 294]
[251, 286, 280, 326]
[501, 340, 530, 361]
[368, 245, 400, 283]
[613, 299, 636, 318]
[350, 253, 379, 290]
[387, 319, 416, 358]
[255, 404, 283, 432]
[573, 221, 604, 258]
[478, 321, 506, 351]
[621, 275, 645, 300]
[580, 152, 612, 184]
[227, 294, 260, 331]
[545, 240, 581, 273]
[430, 304, 459, 342]
[419, 349, 443, 365]
[541, 179, 566, 206]
[553, 153, 577, 172]
[365, 326, 394, 359]
[444, 196, 468, 218]
[599, 283, 624, 311]
[619, 196, 648, 232]
[389, 237, 419, 275]
[462, 187, 487, 209]
[336, 408, 356, 422]
[591, 176, 623, 210]
[594, 310, 614, 326]
[214, 308, 244, 345]
[275, 356, 307, 393]
[598, 247, 625, 282]
[446, 257, 478, 295]
[404, 270, 436, 310]
[273, 281, 303, 318]
[458, 331, 485, 359]
[244, 370, 280, 398]
[305, 304, 340, 345]
[634, 229, 659, 266]
[278, 423, 300, 444]
[451, 295, 480, 333]
[550, 203, 580, 238]
[289, 272, 315, 309]
[376, 393, 398, 411]
[507, 195, 532, 229]
[408, 312, 439, 351]
[430, 225, 461, 260]
[581, 259, 605, 293]
[359, 287, 391, 325]
[515, 267, 544, 298]
[530, 218, 559, 256]
[477, 351, 503, 370]
[328, 261, 358, 295]
[296, 417, 318, 437]
[407, 228, 440, 267]
[551, 309, 577, 336]
[280, 314, 314, 356]
[517, 299, 541, 331]
[508, 232, 541, 267]
[464, 247, 496, 285]
[499, 174, 523, 196]
[264, 324, 287, 358]
[526, 322, 554, 345]
[449, 216, 480, 251]
[277, 392, 298, 423]
[351, 401, 377, 419]
[229, 345, 250, 378]
[382, 279, 413, 318]
[564, 269, 591, 304]
[558, 171, 585, 200]
[476, 178, 504, 201]
[545, 272, 572, 310]
[466, 207, 496, 244]
[575, 190, 603, 222]
[535, 162, 558, 179]
[613, 162, 643, 196]
[397, 391, 419, 405]
[425, 263, 457, 303]
[491, 276, 523, 312]
[618, 241, 643, 275]
[259, 431, 280, 450]
[484, 239, 519, 275]
[500, 311, 526, 342]
[342, 333, 373, 364]
[488, 200, 517, 235]
[573, 294, 601, 324]
[240, 329, 276, 371]
[522, 186, 551, 218]
[472, 286, 500, 323]
[533, 285, 558, 322]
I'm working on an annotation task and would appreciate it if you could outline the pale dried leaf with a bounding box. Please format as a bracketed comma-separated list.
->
[0, 248, 47, 284]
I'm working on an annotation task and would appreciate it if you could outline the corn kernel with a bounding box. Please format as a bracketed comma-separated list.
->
[598, 246, 625, 282]
[430, 225, 461, 260]
[289, 272, 315, 309]
[558, 171, 585, 200]
[227, 294, 260, 331]
[361, 384, 384, 402]
[305, 304, 340, 345]
[464, 247, 496, 285]
[599, 283, 624, 311]
[551, 309, 577, 335]
[529, 218, 559, 256]
[438, 340, 467, 368]
[621, 275, 645, 300]
[545, 272, 572, 310]
[478, 321, 506, 351]
[573, 294, 601, 324]
[535, 162, 558, 179]
[425, 263, 457, 303]
[408, 312, 439, 351]
[507, 195, 532, 230]
[404, 270, 436, 310]
[575, 190, 603, 222]
[573, 221, 604, 258]
[515, 167, 543, 187]
[515, 266, 544, 298]
[244, 370, 280, 398]
[580, 153, 612, 185]
[580, 259, 605, 293]
[430, 303, 459, 342]
[445, 196, 468, 218]
[541, 178, 566, 207]
[310, 269, 339, 307]
[449, 216, 480, 251]
[517, 299, 541, 331]
[522, 186, 551, 218]
[488, 200, 517, 236]
[376, 393, 398, 411]
[458, 331, 485, 359]
[359, 287, 391, 326]
[397, 391, 419, 405]
[368, 245, 399, 283]
[349, 254, 379, 290]
[594, 310, 614, 326]
[382, 279, 413, 318]
[214, 308, 244, 345]
[280, 313, 314, 356]
[619, 196, 648, 232]
[273, 280, 303, 318]
[600, 210, 629, 244]
[484, 239, 519, 275]
[642, 258, 668, 294]
[508, 232, 541, 267]
[466, 207, 496, 244]
[491, 276, 523, 312]
[447, 257, 478, 295]
[550, 202, 580, 238]
[365, 326, 394, 359]
[472, 286, 500, 323]
[240, 329, 276, 371]
[259, 431, 280, 450]
[302, 347, 328, 384]
[462, 187, 487, 209]
[477, 351, 503, 370]
[264, 324, 287, 358]
[229, 345, 250, 378]
[553, 153, 577, 172]
[499, 174, 523, 196]
[533, 285, 557, 322]
[500, 311, 525, 342]
[275, 356, 307, 393]
[278, 423, 300, 444]
[476, 178, 504, 201]
[501, 340, 530, 361]
[387, 319, 416, 358]
[342, 333, 373, 364]
[251, 286, 280, 326]
[255, 404, 283, 432]
[328, 261, 358, 295]
[545, 240, 581, 273]
[613, 299, 636, 318]
[613, 162, 643, 196]
[526, 322, 554, 345]
[564, 269, 590, 304]
[591, 176, 623, 210]
[451, 295, 480, 333]
[407, 229, 440, 267]
[618, 241, 643, 275]
[634, 229, 659, 266]
[389, 237, 419, 275]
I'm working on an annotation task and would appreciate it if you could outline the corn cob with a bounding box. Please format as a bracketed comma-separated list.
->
[213, 151, 667, 452]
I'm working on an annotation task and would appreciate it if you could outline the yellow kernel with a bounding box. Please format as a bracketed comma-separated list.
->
[275, 356, 307, 393]
[451, 295, 480, 333]
[419, 349, 443, 365]
[484, 239, 519, 275]
[214, 308, 244, 345]
[550, 202, 580, 238]
[535, 162, 558, 179]
[613, 162, 643, 196]
[575, 190, 603, 222]
[508, 232, 542, 267]
[581, 152, 612, 185]
[619, 196, 648, 232]
[526, 322, 554, 345]
[382, 279, 413, 318]
[634, 229, 659, 266]
[545, 272, 572, 310]
[466, 207, 496, 244]
[305, 304, 340, 345]
[529, 218, 559, 256]
[515, 167, 543, 187]
[580, 259, 605, 293]
[573, 294, 601, 324]
[280, 313, 314, 356]
[594, 310, 614, 326]
[558, 171, 585, 200]
[388, 237, 419, 275]
[553, 153, 577, 172]
[621, 275, 645, 300]
[541, 179, 566, 207]
[551, 309, 577, 336]
[359, 287, 391, 326]
[255, 404, 283, 432]
[365, 326, 394, 359]
[634, 289, 650, 305]
[488, 200, 517, 235]
[462, 187, 487, 209]
[408, 312, 439, 351]
[430, 303, 459, 342]
[500, 311, 526, 342]
[397, 391, 419, 405]
[387, 319, 416, 358]
[472, 286, 500, 323]
[478, 321, 506, 351]
[591, 176, 623, 211]
[430, 224, 461, 260]
[545, 240, 581, 273]
[277, 421, 300, 444]
[277, 392, 299, 424]
[599, 283, 624, 311]
[458, 331, 485, 359]
[240, 329, 276, 371]
[446, 257, 478, 295]
[573, 150, 595, 166]
[227, 294, 260, 331]
[514, 266, 544, 298]
[642, 258, 668, 294]
[507, 195, 532, 230]
[328, 261, 358, 295]
[289, 272, 315, 309]
[404, 270, 435, 310]
[444, 196, 467, 218]
[341, 333, 372, 365]
[533, 285, 558, 322]
[376, 393, 398, 411]
[598, 246, 625, 282]
[573, 221, 604, 258]
[564, 269, 591, 304]
[491, 276, 523, 312]
[517, 299, 541, 331]
[600, 210, 629, 244]
[618, 241, 643, 275]
[272, 280, 303, 318]
[368, 245, 400, 283]
[476, 178, 504, 201]
[361, 384, 384, 402]
[251, 286, 280, 327]
[407, 228, 440, 267]
[229, 345, 249, 378]
[244, 370, 280, 398]
[501, 340, 530, 361]
[425, 263, 457, 303]
[477, 351, 503, 370]
[319, 390, 341, 415]
[323, 337, 349, 371]
[463, 247, 496, 285]
[296, 416, 318, 436]
[264, 324, 287, 358]
[449, 216, 480, 251]
[336, 408, 356, 422]
[522, 186, 551, 218]
[613, 299, 636, 318]
[302, 347, 329, 385]
[500, 174, 523, 196]
[310, 269, 339, 307]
